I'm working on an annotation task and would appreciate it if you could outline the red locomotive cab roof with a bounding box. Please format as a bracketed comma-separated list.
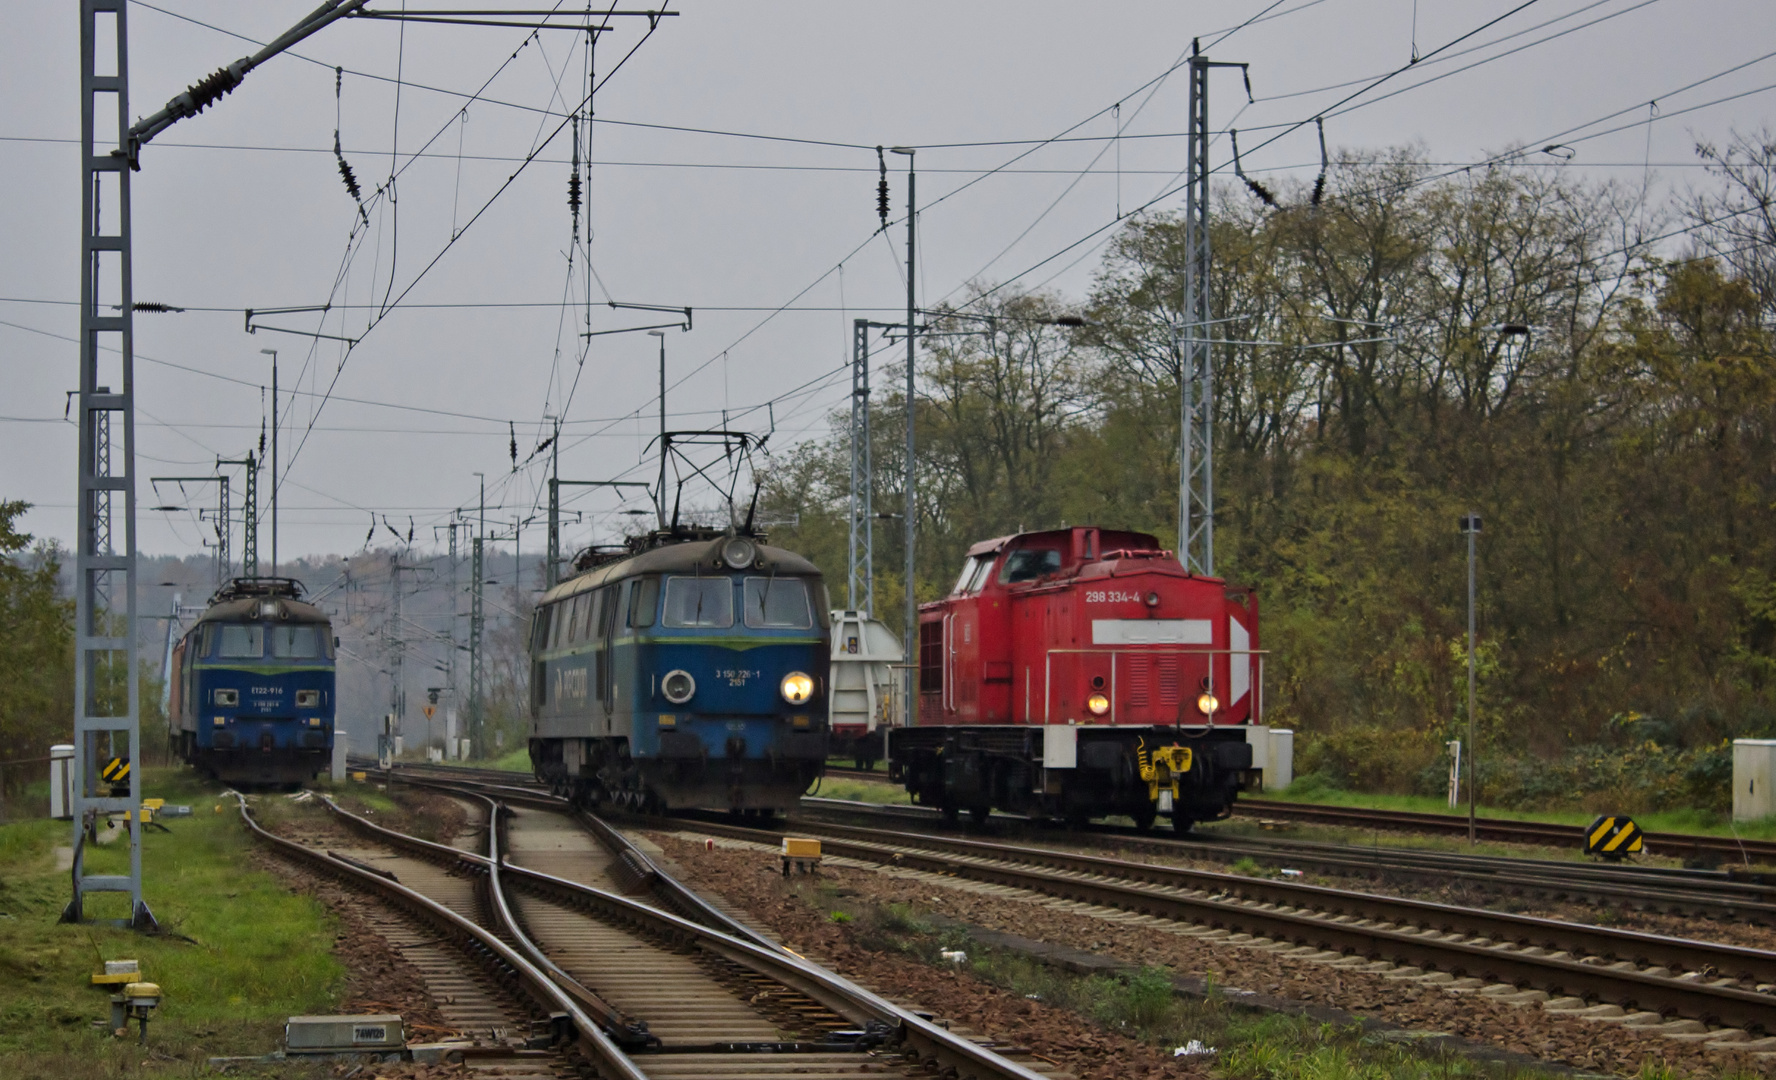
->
[930, 526, 1227, 612]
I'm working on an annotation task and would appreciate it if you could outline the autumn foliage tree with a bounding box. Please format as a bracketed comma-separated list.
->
[763, 135, 1776, 812]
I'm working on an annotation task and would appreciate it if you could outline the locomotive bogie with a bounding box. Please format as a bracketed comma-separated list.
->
[895, 527, 1265, 829]
[527, 535, 831, 813]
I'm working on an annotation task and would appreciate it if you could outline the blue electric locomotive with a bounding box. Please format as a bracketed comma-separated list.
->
[169, 578, 337, 787]
[529, 530, 830, 814]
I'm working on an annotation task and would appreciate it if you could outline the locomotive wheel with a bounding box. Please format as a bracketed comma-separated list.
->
[940, 803, 960, 825]
[968, 804, 990, 826]
[1171, 814, 1195, 835]
[1131, 804, 1157, 832]
[1063, 809, 1091, 829]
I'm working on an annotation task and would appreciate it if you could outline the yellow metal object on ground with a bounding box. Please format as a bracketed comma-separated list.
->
[781, 837, 822, 876]
[782, 838, 821, 858]
[123, 982, 161, 1004]
[92, 960, 140, 987]
[350, 771, 367, 782]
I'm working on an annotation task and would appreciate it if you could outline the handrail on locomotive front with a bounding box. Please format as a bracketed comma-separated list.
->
[1038, 646, 1269, 726]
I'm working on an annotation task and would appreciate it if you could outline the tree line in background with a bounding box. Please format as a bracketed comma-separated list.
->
[764, 132, 1776, 816]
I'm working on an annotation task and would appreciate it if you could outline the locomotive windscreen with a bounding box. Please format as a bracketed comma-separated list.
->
[664, 576, 733, 627]
[217, 625, 264, 657]
[742, 577, 811, 628]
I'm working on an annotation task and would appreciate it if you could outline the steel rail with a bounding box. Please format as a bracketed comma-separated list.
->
[234, 794, 648, 1080]
[1234, 800, 1776, 863]
[789, 820, 1776, 984]
[793, 796, 1776, 921]
[668, 815, 1776, 1032]
[325, 787, 1049, 1080]
[478, 797, 660, 1049]
[818, 765, 1776, 864]
[369, 765, 1776, 918]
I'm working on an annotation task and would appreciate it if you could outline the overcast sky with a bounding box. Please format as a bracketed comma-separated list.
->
[5, 0, 1773, 568]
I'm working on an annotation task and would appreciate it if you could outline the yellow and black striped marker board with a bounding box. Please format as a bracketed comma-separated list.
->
[101, 757, 131, 785]
[1586, 814, 1643, 858]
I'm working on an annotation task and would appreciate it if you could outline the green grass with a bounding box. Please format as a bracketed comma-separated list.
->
[807, 774, 912, 805]
[481, 747, 532, 772]
[0, 767, 343, 1077]
[1251, 781, 1776, 843]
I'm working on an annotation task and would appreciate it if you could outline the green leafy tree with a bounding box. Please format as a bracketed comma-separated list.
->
[0, 501, 74, 770]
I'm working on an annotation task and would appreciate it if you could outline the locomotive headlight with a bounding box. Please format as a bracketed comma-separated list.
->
[296, 690, 319, 708]
[662, 669, 697, 705]
[214, 688, 238, 706]
[780, 671, 815, 705]
[1197, 692, 1220, 716]
[1144, 591, 1161, 607]
[720, 537, 757, 568]
[1086, 692, 1110, 716]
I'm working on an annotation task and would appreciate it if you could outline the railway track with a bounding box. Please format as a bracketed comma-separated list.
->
[371, 761, 1776, 922]
[1234, 800, 1776, 865]
[821, 764, 1776, 866]
[795, 796, 1776, 922]
[665, 813, 1776, 1047]
[256, 774, 1057, 1079]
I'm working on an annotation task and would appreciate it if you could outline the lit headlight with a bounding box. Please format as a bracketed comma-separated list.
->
[662, 669, 696, 705]
[1197, 692, 1220, 716]
[1086, 692, 1110, 716]
[780, 671, 814, 705]
[721, 537, 757, 568]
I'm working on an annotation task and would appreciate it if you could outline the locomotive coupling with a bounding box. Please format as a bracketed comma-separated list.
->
[1136, 738, 1194, 808]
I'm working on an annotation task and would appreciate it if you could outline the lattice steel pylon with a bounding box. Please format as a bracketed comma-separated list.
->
[67, 0, 366, 928]
[1177, 42, 1246, 579]
[68, 0, 152, 928]
[848, 319, 874, 615]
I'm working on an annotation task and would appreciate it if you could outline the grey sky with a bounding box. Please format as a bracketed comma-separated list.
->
[5, 0, 1773, 568]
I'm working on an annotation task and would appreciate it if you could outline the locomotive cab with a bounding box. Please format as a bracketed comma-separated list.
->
[893, 527, 1263, 831]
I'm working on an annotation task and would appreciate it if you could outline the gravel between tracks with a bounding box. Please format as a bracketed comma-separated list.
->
[647, 831, 1773, 1078]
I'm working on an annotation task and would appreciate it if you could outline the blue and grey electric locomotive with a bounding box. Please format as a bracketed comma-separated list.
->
[169, 578, 337, 787]
[529, 531, 830, 814]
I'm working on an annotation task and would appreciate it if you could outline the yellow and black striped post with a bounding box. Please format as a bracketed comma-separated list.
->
[1585, 815, 1644, 859]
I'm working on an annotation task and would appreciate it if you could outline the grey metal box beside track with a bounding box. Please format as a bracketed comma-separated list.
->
[285, 1014, 403, 1052]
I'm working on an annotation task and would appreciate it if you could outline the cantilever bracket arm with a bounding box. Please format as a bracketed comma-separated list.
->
[125, 0, 369, 168]
[579, 302, 692, 338]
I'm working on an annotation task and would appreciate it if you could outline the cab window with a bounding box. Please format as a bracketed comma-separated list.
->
[999, 548, 1062, 584]
[216, 624, 264, 658]
[663, 576, 733, 628]
[269, 625, 321, 659]
[629, 576, 659, 628]
[743, 577, 812, 629]
[952, 554, 995, 595]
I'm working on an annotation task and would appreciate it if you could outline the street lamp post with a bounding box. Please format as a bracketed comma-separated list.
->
[889, 146, 915, 728]
[1460, 512, 1482, 845]
[649, 330, 667, 530]
[261, 348, 278, 577]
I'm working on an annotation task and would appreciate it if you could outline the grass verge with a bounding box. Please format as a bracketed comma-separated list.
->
[0, 767, 342, 1078]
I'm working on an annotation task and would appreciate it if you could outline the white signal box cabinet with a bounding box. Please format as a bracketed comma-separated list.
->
[1245, 727, 1294, 791]
[1734, 739, 1776, 822]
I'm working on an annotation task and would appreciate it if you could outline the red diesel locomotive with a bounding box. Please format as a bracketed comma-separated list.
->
[887, 526, 1264, 831]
